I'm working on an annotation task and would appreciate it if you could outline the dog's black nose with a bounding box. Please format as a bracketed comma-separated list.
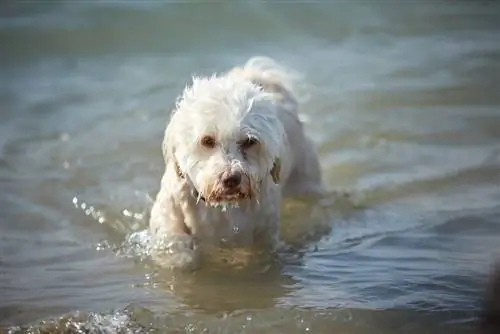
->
[222, 172, 242, 188]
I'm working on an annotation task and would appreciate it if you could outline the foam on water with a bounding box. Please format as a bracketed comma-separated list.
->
[4, 304, 480, 334]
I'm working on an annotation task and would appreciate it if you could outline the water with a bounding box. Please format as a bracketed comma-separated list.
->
[1, 1, 500, 333]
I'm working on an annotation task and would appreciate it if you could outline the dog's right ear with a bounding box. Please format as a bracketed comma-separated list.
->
[162, 125, 183, 179]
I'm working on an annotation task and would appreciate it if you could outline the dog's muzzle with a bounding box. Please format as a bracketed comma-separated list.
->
[174, 160, 251, 205]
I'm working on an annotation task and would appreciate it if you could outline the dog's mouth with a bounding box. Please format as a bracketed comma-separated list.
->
[191, 188, 249, 210]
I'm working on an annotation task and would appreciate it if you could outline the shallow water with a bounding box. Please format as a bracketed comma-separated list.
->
[1, 1, 500, 333]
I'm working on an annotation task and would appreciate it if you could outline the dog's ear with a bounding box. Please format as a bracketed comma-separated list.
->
[162, 125, 183, 179]
[270, 158, 281, 184]
[173, 158, 183, 178]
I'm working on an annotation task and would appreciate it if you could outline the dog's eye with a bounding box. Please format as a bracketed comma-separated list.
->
[200, 135, 216, 148]
[240, 137, 258, 150]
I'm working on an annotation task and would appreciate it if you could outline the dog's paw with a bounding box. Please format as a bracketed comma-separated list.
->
[150, 234, 199, 270]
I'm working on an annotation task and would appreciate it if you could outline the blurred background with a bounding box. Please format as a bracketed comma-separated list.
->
[1, 1, 500, 333]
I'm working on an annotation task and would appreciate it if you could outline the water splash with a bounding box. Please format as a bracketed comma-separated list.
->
[72, 196, 107, 224]
[117, 229, 152, 261]
[3, 304, 478, 334]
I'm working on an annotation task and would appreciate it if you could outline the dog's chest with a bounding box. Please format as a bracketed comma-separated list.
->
[188, 203, 268, 246]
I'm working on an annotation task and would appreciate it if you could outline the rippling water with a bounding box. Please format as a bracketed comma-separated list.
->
[1, 1, 500, 333]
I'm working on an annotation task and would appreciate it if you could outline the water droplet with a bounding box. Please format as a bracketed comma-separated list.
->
[95, 242, 108, 251]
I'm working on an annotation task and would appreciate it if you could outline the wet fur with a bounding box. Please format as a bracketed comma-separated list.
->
[149, 57, 323, 269]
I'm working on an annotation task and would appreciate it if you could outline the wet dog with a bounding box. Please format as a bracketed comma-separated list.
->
[149, 57, 323, 269]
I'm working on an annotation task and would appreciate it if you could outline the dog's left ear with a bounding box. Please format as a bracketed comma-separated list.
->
[270, 158, 281, 184]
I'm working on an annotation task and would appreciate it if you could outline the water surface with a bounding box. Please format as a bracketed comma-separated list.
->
[1, 1, 500, 333]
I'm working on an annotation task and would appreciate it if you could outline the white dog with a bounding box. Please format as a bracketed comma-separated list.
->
[149, 57, 323, 269]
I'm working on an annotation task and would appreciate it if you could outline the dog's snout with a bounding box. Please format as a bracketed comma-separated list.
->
[222, 172, 242, 188]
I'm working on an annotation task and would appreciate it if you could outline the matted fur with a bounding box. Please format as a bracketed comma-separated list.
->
[149, 56, 323, 269]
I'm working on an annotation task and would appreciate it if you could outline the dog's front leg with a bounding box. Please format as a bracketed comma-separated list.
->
[149, 188, 199, 270]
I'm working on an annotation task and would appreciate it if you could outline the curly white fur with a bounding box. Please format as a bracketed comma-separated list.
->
[149, 56, 323, 269]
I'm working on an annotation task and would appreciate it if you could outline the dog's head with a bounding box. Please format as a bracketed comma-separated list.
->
[163, 75, 284, 209]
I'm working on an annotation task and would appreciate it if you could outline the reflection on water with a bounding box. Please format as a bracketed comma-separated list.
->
[1, 1, 500, 333]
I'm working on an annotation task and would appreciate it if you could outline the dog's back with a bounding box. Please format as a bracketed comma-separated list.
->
[228, 56, 309, 115]
[229, 57, 324, 197]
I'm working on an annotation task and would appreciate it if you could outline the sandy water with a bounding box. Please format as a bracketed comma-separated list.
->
[1, 2, 500, 333]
